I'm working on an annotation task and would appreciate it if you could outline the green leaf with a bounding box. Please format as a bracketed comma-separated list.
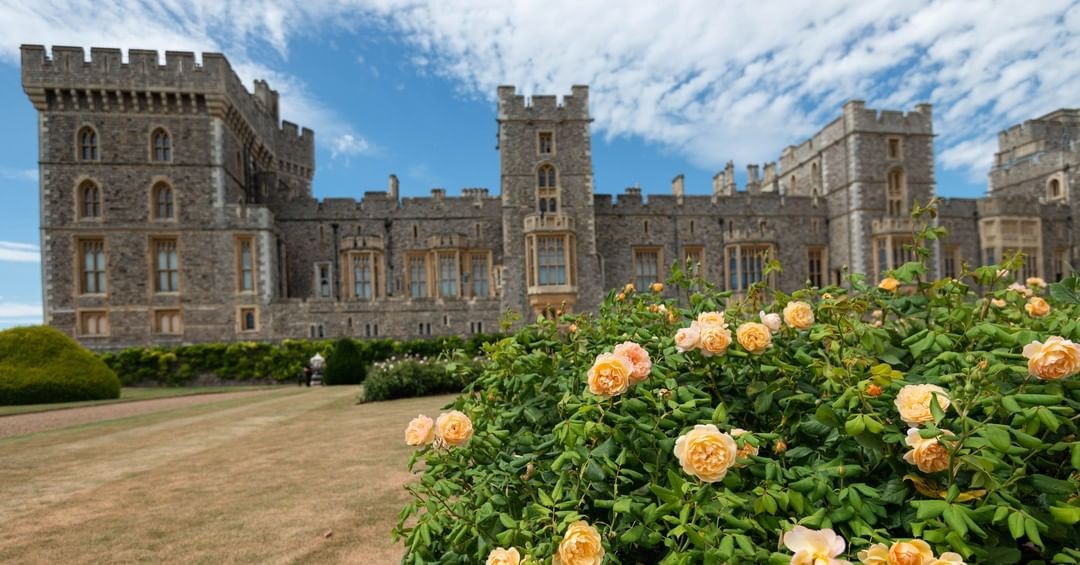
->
[613, 498, 633, 513]
[1049, 275, 1080, 305]
[983, 425, 1011, 452]
[1049, 504, 1080, 525]
[584, 459, 606, 482]
[814, 405, 840, 428]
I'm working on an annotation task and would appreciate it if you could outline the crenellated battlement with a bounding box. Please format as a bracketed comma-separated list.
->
[497, 85, 590, 121]
[842, 99, 933, 134]
[994, 109, 1080, 163]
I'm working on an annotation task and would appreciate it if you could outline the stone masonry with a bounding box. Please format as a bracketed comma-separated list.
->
[19, 45, 1080, 349]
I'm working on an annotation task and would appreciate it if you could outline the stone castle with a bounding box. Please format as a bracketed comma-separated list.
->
[20, 45, 1080, 348]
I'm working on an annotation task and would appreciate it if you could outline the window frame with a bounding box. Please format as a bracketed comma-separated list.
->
[723, 243, 775, 292]
[150, 237, 181, 294]
[632, 246, 663, 290]
[76, 179, 103, 221]
[76, 125, 99, 162]
[436, 251, 460, 299]
[537, 130, 555, 156]
[151, 181, 176, 221]
[343, 251, 383, 301]
[536, 163, 559, 214]
[150, 127, 172, 163]
[886, 167, 906, 217]
[235, 235, 257, 294]
[887, 136, 903, 160]
[406, 252, 431, 299]
[153, 309, 183, 335]
[871, 235, 916, 280]
[681, 245, 705, 277]
[77, 310, 109, 338]
[237, 306, 258, 333]
[76, 237, 107, 296]
[807, 246, 826, 288]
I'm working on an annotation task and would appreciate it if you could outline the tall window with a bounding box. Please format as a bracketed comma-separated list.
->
[78, 311, 108, 337]
[153, 238, 179, 292]
[151, 128, 171, 162]
[353, 254, 374, 300]
[78, 126, 98, 161]
[78, 181, 101, 219]
[152, 183, 174, 220]
[79, 238, 106, 294]
[1048, 178, 1064, 200]
[887, 137, 902, 159]
[408, 255, 428, 298]
[807, 247, 825, 287]
[942, 246, 961, 279]
[979, 217, 1042, 280]
[538, 131, 554, 154]
[633, 248, 661, 290]
[239, 307, 257, 332]
[317, 263, 332, 298]
[438, 254, 459, 298]
[154, 309, 182, 334]
[537, 163, 558, 214]
[236, 236, 255, 292]
[537, 236, 567, 285]
[725, 244, 773, 291]
[470, 253, 490, 297]
[872, 236, 915, 280]
[682, 246, 704, 277]
[887, 168, 905, 217]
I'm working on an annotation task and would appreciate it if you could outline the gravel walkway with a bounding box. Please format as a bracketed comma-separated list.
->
[0, 389, 286, 439]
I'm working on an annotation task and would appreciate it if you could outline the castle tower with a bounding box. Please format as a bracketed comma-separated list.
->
[496, 85, 601, 318]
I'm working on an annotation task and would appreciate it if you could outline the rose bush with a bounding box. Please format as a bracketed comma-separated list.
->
[394, 208, 1080, 564]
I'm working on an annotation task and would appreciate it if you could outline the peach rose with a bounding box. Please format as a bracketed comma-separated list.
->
[698, 324, 732, 357]
[674, 323, 701, 353]
[613, 341, 652, 384]
[736, 322, 772, 354]
[1008, 282, 1033, 297]
[568, 323, 578, 333]
[894, 384, 950, 426]
[487, 547, 521, 565]
[587, 352, 632, 397]
[1025, 296, 1050, 317]
[783, 525, 851, 565]
[405, 414, 435, 446]
[624, 283, 636, 294]
[759, 310, 781, 333]
[616, 292, 626, 301]
[990, 298, 1006, 308]
[930, 553, 966, 565]
[858, 540, 934, 565]
[435, 410, 474, 447]
[783, 301, 815, 330]
[1026, 276, 1046, 289]
[674, 424, 738, 482]
[651, 282, 664, 293]
[697, 311, 728, 327]
[730, 428, 759, 465]
[903, 428, 951, 473]
[1023, 336, 1080, 380]
[554, 521, 604, 565]
[879, 277, 900, 292]
[871, 309, 883, 320]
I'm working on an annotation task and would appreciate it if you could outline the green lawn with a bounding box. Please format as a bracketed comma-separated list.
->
[0, 385, 283, 416]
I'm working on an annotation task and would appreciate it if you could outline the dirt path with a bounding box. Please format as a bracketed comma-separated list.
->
[0, 388, 287, 439]
[0, 387, 455, 564]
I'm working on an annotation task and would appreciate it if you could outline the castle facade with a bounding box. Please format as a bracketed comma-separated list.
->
[20, 45, 1080, 348]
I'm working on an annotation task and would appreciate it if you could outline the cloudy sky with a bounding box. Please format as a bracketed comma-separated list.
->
[0, 0, 1078, 327]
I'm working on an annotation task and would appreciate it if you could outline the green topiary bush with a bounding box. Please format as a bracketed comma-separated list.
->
[361, 356, 481, 402]
[324, 337, 366, 385]
[0, 326, 121, 405]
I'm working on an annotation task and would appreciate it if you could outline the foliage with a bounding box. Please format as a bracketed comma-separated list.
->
[98, 334, 502, 386]
[0, 326, 121, 405]
[395, 203, 1080, 564]
[324, 338, 366, 385]
[360, 355, 482, 402]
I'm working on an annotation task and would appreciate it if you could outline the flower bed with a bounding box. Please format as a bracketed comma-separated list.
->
[394, 219, 1080, 564]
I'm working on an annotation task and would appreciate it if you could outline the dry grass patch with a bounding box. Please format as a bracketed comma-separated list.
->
[0, 387, 454, 564]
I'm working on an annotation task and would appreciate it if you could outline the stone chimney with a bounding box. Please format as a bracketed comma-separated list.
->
[388, 174, 399, 200]
[746, 165, 761, 193]
[672, 174, 684, 204]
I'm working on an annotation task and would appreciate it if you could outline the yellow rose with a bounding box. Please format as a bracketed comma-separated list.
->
[616, 292, 626, 302]
[697, 311, 727, 327]
[554, 521, 604, 565]
[879, 277, 900, 292]
[404, 414, 435, 446]
[613, 341, 652, 384]
[730, 428, 759, 466]
[930, 552, 966, 565]
[587, 352, 632, 397]
[783, 301, 815, 330]
[782, 525, 849, 565]
[674, 424, 738, 482]
[1023, 336, 1080, 380]
[435, 410, 474, 447]
[568, 323, 578, 333]
[990, 298, 1006, 308]
[903, 428, 951, 473]
[857, 540, 934, 565]
[698, 324, 732, 357]
[1026, 276, 1046, 289]
[624, 283, 635, 294]
[487, 547, 521, 565]
[1025, 296, 1050, 317]
[651, 282, 664, 292]
[894, 384, 950, 426]
[736, 322, 772, 354]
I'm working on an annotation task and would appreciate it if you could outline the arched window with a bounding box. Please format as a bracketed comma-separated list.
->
[1048, 178, 1063, 200]
[78, 180, 101, 219]
[536, 163, 558, 214]
[151, 128, 171, 162]
[152, 182, 175, 220]
[78, 126, 98, 161]
[886, 168, 905, 217]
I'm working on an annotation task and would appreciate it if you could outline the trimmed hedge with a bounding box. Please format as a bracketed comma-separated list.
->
[0, 326, 121, 405]
[99, 333, 501, 386]
[325, 338, 366, 385]
[361, 356, 482, 402]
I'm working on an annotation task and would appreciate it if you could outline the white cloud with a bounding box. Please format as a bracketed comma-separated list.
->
[0, 302, 42, 319]
[0, 241, 40, 262]
[1, 1, 1078, 184]
[330, 133, 372, 158]
[0, 167, 37, 182]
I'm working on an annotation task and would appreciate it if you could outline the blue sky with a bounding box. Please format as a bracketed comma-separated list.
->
[1, 1, 1078, 327]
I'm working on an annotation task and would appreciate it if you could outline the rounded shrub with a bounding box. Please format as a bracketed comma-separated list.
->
[0, 326, 121, 405]
[324, 337, 366, 385]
